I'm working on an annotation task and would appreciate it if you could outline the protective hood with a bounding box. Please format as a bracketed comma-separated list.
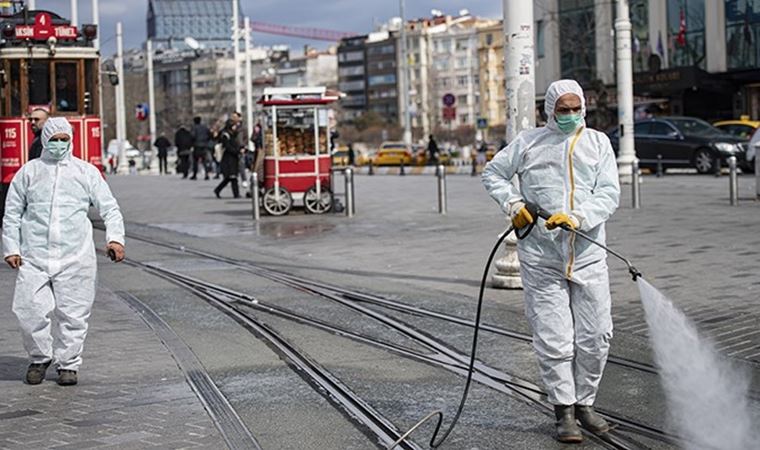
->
[41, 117, 73, 160]
[544, 79, 587, 133]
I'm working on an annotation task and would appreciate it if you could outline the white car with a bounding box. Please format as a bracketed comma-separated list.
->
[106, 139, 138, 159]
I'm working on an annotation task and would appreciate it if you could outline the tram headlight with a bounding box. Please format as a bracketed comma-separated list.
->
[83, 24, 98, 41]
[47, 36, 57, 55]
[1, 24, 14, 40]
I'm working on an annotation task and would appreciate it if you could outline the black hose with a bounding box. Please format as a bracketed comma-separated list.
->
[388, 225, 515, 449]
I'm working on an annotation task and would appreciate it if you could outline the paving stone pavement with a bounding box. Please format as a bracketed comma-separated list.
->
[0, 265, 225, 450]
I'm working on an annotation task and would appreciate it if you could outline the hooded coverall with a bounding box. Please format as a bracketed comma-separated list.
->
[482, 80, 620, 406]
[2, 118, 125, 371]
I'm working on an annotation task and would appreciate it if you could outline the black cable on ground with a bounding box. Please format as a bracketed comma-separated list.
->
[388, 226, 514, 449]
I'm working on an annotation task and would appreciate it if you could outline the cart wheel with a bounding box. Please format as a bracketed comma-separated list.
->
[263, 187, 292, 216]
[304, 186, 333, 214]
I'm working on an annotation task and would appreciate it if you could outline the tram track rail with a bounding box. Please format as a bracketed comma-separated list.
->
[106, 228, 685, 449]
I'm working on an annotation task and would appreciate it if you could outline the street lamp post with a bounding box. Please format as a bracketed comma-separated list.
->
[115, 21, 127, 173]
[232, 0, 241, 114]
[492, 0, 536, 289]
[70, 0, 78, 26]
[147, 39, 157, 161]
[615, 0, 635, 183]
[244, 17, 253, 150]
[399, 0, 412, 148]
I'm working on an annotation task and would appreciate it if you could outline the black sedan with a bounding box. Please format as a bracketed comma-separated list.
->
[608, 117, 750, 174]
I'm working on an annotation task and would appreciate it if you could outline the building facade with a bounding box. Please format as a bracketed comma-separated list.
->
[477, 23, 506, 137]
[337, 35, 368, 121]
[365, 31, 399, 123]
[276, 49, 338, 89]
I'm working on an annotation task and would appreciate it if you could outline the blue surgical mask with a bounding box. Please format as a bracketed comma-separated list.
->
[555, 113, 583, 134]
[47, 141, 71, 160]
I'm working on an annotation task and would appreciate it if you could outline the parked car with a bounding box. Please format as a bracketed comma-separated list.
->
[713, 116, 760, 140]
[608, 117, 749, 174]
[373, 141, 413, 166]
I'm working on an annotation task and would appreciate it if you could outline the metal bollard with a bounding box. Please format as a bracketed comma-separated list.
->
[368, 159, 374, 176]
[250, 173, 260, 221]
[344, 167, 355, 217]
[714, 155, 722, 177]
[632, 159, 641, 209]
[437, 164, 447, 215]
[729, 156, 738, 206]
[471, 158, 477, 177]
[755, 145, 760, 200]
[400, 161, 406, 176]
[656, 154, 663, 178]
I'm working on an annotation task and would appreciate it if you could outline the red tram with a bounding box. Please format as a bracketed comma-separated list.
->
[0, 8, 102, 216]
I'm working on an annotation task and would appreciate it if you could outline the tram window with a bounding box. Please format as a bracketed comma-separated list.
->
[54, 62, 78, 112]
[10, 60, 22, 116]
[84, 60, 97, 115]
[28, 60, 51, 108]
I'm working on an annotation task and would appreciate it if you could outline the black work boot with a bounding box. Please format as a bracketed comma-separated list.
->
[575, 405, 610, 433]
[554, 405, 583, 443]
[56, 369, 78, 386]
[25, 361, 51, 385]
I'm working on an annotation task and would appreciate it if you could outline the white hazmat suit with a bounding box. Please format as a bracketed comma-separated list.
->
[2, 117, 124, 371]
[482, 80, 620, 406]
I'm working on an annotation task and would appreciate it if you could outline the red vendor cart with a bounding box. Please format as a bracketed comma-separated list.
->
[258, 87, 338, 216]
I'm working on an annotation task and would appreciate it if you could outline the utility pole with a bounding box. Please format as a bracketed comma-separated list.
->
[147, 39, 157, 159]
[115, 21, 127, 172]
[71, 0, 78, 26]
[615, 0, 635, 183]
[244, 17, 253, 150]
[492, 0, 536, 290]
[399, 0, 412, 148]
[91, 0, 99, 50]
[232, 0, 241, 114]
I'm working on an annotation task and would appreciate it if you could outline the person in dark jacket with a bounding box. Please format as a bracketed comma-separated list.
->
[28, 108, 49, 161]
[174, 126, 193, 178]
[213, 120, 242, 198]
[427, 134, 440, 165]
[154, 133, 172, 175]
[190, 116, 212, 180]
[347, 143, 356, 166]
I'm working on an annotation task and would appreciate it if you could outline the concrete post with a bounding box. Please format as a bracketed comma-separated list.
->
[91, 0, 99, 50]
[28, 0, 35, 10]
[147, 39, 156, 167]
[615, 0, 636, 184]
[232, 0, 241, 114]
[344, 168, 355, 217]
[493, 0, 536, 289]
[251, 173, 260, 221]
[728, 156, 738, 206]
[71, 0, 78, 27]
[437, 164, 447, 215]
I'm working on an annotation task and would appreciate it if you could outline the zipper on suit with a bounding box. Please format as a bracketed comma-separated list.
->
[565, 127, 584, 279]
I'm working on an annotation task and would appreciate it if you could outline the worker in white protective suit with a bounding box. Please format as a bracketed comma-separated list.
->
[482, 80, 620, 443]
[2, 117, 125, 387]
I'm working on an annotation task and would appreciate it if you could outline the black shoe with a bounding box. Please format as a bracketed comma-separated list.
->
[56, 369, 78, 386]
[190, 176, 197, 180]
[554, 405, 583, 443]
[25, 361, 51, 385]
[575, 405, 609, 433]
[214, 190, 221, 199]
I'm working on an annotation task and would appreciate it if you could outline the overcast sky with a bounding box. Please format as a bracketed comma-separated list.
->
[32, 0, 502, 56]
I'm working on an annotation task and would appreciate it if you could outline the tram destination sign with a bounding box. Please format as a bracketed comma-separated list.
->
[14, 12, 78, 41]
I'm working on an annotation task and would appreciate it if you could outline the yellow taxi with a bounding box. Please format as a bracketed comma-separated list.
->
[331, 145, 350, 166]
[713, 116, 760, 140]
[372, 142, 414, 166]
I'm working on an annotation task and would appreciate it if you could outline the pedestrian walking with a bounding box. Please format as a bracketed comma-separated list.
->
[154, 133, 172, 175]
[475, 140, 487, 167]
[482, 80, 620, 443]
[427, 134, 439, 165]
[190, 117, 212, 180]
[174, 126, 193, 178]
[250, 122, 265, 189]
[213, 119, 242, 199]
[347, 143, 356, 166]
[2, 118, 125, 386]
[28, 108, 49, 161]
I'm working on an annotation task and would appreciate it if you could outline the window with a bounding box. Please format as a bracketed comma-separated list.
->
[667, 0, 706, 69]
[368, 74, 396, 86]
[367, 45, 395, 55]
[459, 113, 470, 124]
[456, 39, 469, 51]
[634, 122, 652, 135]
[650, 122, 678, 137]
[455, 57, 468, 69]
[54, 62, 79, 113]
[28, 60, 50, 108]
[84, 60, 98, 115]
[458, 94, 468, 105]
[485, 33, 493, 46]
[339, 65, 364, 76]
[631, 0, 650, 72]
[339, 80, 365, 91]
[536, 20, 545, 58]
[339, 51, 364, 62]
[457, 75, 468, 87]
[725, 0, 760, 69]
[433, 59, 449, 71]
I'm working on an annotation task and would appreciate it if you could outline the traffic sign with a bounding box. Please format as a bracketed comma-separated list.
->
[135, 103, 149, 121]
[442, 93, 455, 107]
[476, 117, 488, 129]
[442, 106, 456, 121]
